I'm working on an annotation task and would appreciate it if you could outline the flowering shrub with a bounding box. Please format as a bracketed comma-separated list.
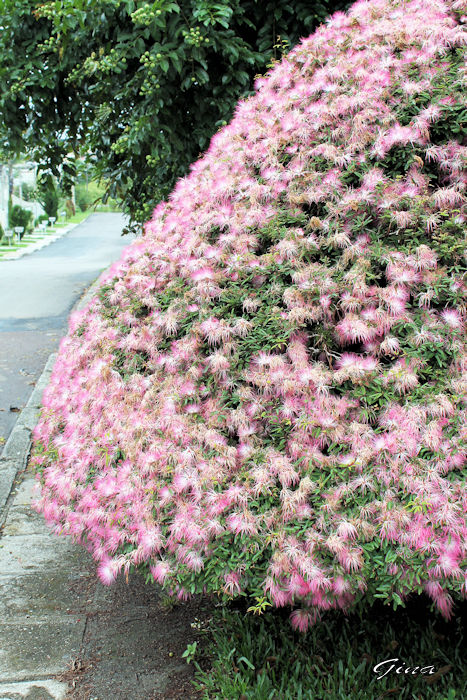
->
[33, 0, 467, 630]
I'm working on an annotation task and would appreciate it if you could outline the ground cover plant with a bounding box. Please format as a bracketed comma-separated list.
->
[191, 598, 466, 698]
[33, 0, 466, 632]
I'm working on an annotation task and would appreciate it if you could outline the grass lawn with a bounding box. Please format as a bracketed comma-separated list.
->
[0, 242, 29, 252]
[191, 599, 466, 699]
[55, 210, 90, 226]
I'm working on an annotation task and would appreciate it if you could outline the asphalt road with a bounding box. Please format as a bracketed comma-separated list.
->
[0, 212, 131, 443]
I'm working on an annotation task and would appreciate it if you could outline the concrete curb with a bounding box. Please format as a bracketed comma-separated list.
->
[0, 353, 56, 523]
[0, 216, 91, 262]
[0, 271, 104, 523]
[74, 273, 105, 313]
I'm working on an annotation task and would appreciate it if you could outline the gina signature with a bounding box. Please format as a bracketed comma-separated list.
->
[373, 658, 437, 680]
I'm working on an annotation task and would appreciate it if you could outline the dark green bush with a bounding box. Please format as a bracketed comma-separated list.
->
[34, 213, 48, 227]
[37, 182, 59, 219]
[8, 204, 33, 236]
[75, 181, 107, 212]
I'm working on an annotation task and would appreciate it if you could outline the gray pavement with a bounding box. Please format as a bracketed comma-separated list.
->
[0, 213, 130, 443]
[0, 218, 206, 699]
[0, 449, 206, 698]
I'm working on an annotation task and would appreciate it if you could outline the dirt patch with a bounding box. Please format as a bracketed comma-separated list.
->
[59, 569, 211, 700]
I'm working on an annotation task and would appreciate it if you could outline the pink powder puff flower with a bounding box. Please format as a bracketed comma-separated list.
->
[338, 547, 364, 572]
[226, 511, 258, 536]
[379, 336, 400, 355]
[264, 577, 291, 607]
[223, 571, 242, 596]
[290, 608, 318, 632]
[207, 352, 230, 374]
[150, 560, 172, 584]
[441, 309, 463, 329]
[138, 527, 163, 556]
[335, 315, 377, 343]
[97, 556, 121, 585]
[336, 520, 358, 540]
[333, 576, 351, 595]
[432, 187, 464, 208]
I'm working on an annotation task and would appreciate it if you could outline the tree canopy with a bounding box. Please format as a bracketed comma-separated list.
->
[0, 0, 349, 226]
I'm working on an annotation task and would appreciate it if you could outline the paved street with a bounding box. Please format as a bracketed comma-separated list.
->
[0, 212, 130, 442]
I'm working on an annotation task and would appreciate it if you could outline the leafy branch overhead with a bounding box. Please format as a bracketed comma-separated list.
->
[0, 0, 349, 224]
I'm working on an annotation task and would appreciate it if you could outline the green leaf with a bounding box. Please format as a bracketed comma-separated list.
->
[237, 656, 255, 670]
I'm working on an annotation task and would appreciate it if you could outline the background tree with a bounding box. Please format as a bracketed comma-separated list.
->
[0, 0, 349, 229]
[36, 176, 59, 220]
[8, 204, 33, 236]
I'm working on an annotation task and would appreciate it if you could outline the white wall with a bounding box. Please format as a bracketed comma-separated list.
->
[0, 162, 45, 230]
[0, 165, 8, 230]
[11, 194, 45, 220]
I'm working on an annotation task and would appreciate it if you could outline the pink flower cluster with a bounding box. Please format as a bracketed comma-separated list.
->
[33, 0, 466, 630]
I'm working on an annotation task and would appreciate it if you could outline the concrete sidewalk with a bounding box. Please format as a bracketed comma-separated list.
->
[0, 219, 88, 262]
[0, 280, 99, 699]
[0, 284, 206, 700]
[0, 348, 89, 699]
[0, 449, 89, 699]
[0, 454, 204, 700]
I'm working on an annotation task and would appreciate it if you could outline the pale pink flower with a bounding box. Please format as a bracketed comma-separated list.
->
[290, 608, 318, 632]
[97, 557, 121, 585]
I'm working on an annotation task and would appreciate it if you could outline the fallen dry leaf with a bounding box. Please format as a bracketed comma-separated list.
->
[424, 664, 452, 685]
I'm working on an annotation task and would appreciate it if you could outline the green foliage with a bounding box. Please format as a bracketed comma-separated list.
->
[76, 182, 100, 212]
[430, 216, 466, 266]
[34, 213, 48, 226]
[36, 177, 59, 219]
[182, 640, 198, 664]
[0, 0, 350, 225]
[20, 182, 36, 201]
[8, 204, 33, 234]
[384, 47, 466, 185]
[75, 179, 119, 212]
[193, 600, 467, 699]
